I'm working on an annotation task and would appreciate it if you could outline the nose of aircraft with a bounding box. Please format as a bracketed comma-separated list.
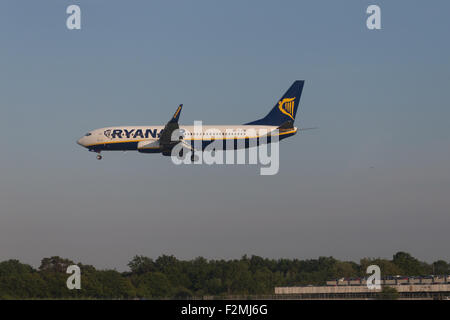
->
[77, 137, 86, 147]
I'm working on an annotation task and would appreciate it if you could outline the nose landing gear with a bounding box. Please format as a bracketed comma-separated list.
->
[88, 148, 103, 160]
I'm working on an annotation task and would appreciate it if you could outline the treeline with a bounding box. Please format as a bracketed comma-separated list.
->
[0, 252, 449, 299]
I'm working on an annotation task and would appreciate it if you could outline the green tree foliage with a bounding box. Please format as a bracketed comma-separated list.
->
[135, 272, 172, 298]
[377, 286, 399, 300]
[0, 260, 45, 299]
[39, 256, 75, 273]
[0, 252, 447, 299]
[360, 258, 402, 276]
[94, 270, 136, 299]
[392, 252, 430, 276]
[432, 260, 450, 275]
[0, 260, 34, 275]
[128, 255, 156, 275]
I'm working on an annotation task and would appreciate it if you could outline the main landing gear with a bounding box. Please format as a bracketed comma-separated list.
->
[96, 153, 102, 160]
[190, 152, 200, 162]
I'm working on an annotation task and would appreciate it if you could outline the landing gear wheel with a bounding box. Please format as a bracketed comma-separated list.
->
[96, 154, 103, 160]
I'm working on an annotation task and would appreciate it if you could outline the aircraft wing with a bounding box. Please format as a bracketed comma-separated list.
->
[179, 139, 201, 152]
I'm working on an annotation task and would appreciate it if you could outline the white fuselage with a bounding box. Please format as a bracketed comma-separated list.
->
[77, 125, 297, 152]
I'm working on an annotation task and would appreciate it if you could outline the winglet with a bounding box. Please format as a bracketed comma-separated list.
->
[169, 104, 183, 123]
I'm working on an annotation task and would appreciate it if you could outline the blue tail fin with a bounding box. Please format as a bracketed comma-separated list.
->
[245, 80, 304, 126]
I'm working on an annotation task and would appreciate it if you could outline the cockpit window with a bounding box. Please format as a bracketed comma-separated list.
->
[85, 133, 92, 136]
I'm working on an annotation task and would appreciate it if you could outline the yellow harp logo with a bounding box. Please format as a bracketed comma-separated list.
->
[173, 105, 182, 120]
[278, 97, 296, 120]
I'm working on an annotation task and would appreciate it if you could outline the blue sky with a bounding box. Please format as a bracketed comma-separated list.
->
[0, 0, 449, 270]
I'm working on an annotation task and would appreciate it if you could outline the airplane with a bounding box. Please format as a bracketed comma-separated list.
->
[77, 80, 307, 161]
